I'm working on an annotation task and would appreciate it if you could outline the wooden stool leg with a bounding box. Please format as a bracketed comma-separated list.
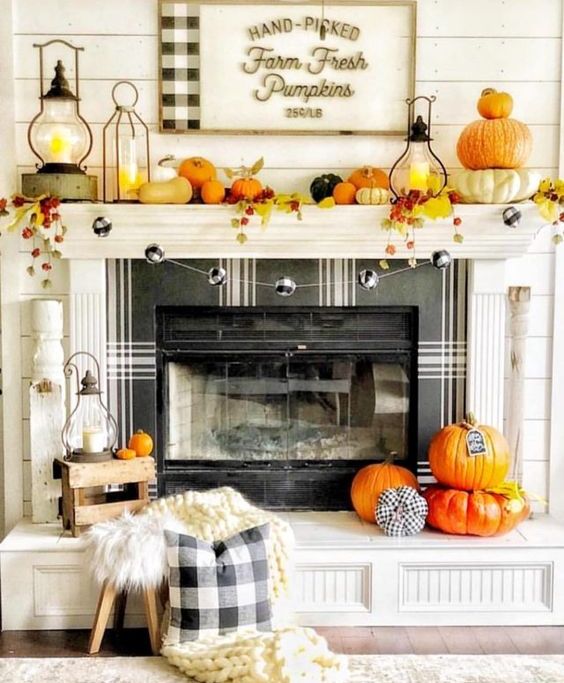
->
[113, 590, 128, 633]
[143, 587, 161, 655]
[88, 581, 117, 655]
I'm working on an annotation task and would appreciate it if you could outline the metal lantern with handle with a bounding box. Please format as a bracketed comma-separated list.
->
[61, 352, 118, 463]
[388, 95, 447, 200]
[22, 39, 97, 201]
[103, 80, 151, 202]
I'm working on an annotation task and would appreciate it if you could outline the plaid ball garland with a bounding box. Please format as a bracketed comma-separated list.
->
[164, 524, 272, 644]
[375, 486, 428, 537]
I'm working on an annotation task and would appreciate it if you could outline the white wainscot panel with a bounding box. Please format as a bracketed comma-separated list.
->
[400, 563, 553, 613]
[295, 564, 371, 613]
[33, 564, 98, 617]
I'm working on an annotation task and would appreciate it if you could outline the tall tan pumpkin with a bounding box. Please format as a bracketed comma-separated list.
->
[351, 461, 419, 523]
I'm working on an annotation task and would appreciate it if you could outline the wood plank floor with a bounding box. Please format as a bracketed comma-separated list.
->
[0, 627, 562, 657]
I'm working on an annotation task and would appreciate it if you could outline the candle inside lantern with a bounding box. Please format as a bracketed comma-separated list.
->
[118, 137, 143, 199]
[408, 161, 430, 191]
[82, 426, 105, 453]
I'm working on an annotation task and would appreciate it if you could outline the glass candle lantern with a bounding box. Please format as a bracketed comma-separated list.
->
[103, 81, 150, 202]
[388, 96, 447, 200]
[22, 39, 97, 201]
[61, 352, 118, 463]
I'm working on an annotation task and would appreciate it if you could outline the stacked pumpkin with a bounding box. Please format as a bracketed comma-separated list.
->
[452, 89, 540, 204]
[424, 414, 530, 537]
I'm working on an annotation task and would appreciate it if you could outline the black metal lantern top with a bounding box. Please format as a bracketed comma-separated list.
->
[61, 351, 118, 463]
[27, 39, 93, 175]
[102, 80, 151, 202]
[388, 95, 448, 200]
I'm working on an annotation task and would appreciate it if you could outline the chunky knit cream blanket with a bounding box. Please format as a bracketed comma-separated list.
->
[89, 487, 347, 683]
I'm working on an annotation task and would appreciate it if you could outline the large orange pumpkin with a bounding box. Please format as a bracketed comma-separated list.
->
[457, 118, 532, 170]
[178, 157, 217, 190]
[424, 486, 530, 537]
[351, 461, 419, 523]
[348, 166, 390, 191]
[428, 413, 510, 491]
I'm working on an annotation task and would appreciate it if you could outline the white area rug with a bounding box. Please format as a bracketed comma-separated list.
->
[1, 655, 564, 683]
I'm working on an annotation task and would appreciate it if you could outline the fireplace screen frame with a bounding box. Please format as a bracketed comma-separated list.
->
[155, 306, 419, 510]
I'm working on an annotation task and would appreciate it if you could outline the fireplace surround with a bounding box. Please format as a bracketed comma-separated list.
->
[156, 306, 418, 509]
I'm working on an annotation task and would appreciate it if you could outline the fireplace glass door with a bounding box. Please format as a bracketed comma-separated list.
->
[165, 354, 410, 462]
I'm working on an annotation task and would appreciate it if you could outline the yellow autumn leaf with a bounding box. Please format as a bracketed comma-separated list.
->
[538, 178, 552, 193]
[422, 195, 452, 220]
[538, 199, 558, 223]
[427, 173, 441, 195]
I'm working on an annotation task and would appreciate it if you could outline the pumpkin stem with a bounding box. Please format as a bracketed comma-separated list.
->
[460, 412, 477, 430]
[480, 88, 497, 96]
[383, 451, 398, 465]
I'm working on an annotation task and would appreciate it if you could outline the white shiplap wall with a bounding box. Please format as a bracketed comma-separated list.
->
[8, 0, 562, 519]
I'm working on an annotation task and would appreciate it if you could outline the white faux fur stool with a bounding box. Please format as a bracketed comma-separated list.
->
[85, 487, 294, 655]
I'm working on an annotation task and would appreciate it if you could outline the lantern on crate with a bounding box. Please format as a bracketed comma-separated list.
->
[102, 81, 150, 202]
[61, 352, 118, 463]
[22, 39, 96, 201]
[388, 95, 447, 200]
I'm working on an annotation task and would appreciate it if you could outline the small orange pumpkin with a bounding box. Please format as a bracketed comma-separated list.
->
[424, 486, 530, 537]
[128, 430, 154, 457]
[351, 461, 419, 523]
[231, 177, 263, 201]
[332, 181, 357, 205]
[428, 413, 510, 491]
[477, 88, 513, 120]
[178, 157, 216, 190]
[116, 447, 136, 460]
[201, 179, 226, 204]
[348, 166, 389, 190]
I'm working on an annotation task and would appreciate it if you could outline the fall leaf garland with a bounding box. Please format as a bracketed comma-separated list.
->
[532, 178, 564, 244]
[0, 194, 66, 288]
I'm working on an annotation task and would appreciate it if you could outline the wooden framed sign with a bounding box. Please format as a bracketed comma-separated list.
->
[159, 1, 416, 135]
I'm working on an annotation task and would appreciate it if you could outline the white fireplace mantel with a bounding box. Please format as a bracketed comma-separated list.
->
[58, 202, 543, 260]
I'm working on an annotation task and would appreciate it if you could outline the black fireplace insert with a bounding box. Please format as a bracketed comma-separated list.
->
[156, 306, 418, 510]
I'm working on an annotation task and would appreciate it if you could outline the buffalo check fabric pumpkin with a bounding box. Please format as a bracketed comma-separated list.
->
[164, 524, 272, 644]
[375, 486, 428, 537]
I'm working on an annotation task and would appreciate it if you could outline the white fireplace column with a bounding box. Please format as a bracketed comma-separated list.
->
[68, 260, 108, 391]
[466, 260, 507, 430]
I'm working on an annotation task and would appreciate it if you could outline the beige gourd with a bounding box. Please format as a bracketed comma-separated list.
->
[451, 169, 540, 204]
[355, 187, 390, 205]
[138, 177, 193, 204]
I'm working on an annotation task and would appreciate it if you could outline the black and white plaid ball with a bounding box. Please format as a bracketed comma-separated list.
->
[502, 206, 522, 227]
[92, 216, 112, 237]
[358, 269, 379, 290]
[275, 276, 296, 296]
[375, 485, 428, 537]
[144, 243, 165, 264]
[431, 250, 452, 270]
[208, 266, 227, 286]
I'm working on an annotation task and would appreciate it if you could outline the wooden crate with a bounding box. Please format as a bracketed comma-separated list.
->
[58, 457, 156, 537]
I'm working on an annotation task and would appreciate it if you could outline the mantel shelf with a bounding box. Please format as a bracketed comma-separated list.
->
[58, 202, 543, 260]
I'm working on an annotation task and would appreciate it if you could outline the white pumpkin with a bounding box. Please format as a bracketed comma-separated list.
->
[451, 169, 541, 204]
[355, 187, 390, 205]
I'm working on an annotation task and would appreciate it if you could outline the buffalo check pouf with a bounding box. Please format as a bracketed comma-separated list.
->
[164, 524, 272, 643]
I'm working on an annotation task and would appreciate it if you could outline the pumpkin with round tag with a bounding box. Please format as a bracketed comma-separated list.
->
[428, 413, 510, 491]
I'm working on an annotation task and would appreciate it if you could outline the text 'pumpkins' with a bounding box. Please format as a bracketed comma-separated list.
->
[428, 413, 510, 491]
[424, 486, 530, 537]
[351, 461, 418, 523]
[456, 88, 532, 170]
